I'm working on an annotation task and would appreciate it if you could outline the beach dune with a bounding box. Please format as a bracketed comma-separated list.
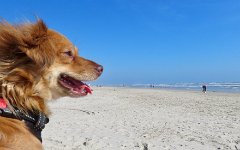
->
[43, 87, 240, 150]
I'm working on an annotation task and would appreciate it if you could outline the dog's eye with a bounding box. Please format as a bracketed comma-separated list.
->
[64, 51, 73, 57]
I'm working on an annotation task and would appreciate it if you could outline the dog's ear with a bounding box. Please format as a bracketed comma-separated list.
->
[23, 19, 48, 47]
[0, 19, 54, 68]
[19, 19, 55, 67]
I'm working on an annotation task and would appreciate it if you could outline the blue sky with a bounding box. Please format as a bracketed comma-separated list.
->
[1, 0, 240, 84]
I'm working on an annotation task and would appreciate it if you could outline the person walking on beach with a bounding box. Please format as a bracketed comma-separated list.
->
[202, 85, 207, 93]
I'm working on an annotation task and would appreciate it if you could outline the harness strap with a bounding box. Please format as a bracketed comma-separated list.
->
[0, 98, 49, 142]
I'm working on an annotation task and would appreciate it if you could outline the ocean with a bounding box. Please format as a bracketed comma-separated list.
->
[127, 83, 240, 93]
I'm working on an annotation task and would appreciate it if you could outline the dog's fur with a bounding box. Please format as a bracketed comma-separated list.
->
[0, 19, 102, 149]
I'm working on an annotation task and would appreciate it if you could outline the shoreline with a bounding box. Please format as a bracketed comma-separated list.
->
[98, 85, 240, 95]
[94, 82, 240, 94]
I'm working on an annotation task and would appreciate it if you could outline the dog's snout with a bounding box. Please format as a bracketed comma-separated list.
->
[96, 65, 103, 75]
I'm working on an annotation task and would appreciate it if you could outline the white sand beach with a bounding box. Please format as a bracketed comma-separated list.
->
[43, 87, 240, 150]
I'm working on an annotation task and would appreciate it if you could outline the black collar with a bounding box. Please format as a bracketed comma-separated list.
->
[0, 106, 49, 142]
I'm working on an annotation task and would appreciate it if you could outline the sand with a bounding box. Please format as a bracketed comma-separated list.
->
[43, 87, 240, 150]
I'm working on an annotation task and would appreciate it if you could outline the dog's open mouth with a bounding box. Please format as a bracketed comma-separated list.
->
[58, 74, 92, 96]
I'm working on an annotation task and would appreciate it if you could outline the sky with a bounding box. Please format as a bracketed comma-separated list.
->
[0, 0, 240, 85]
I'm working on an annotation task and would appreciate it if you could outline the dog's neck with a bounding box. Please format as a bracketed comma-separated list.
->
[4, 95, 50, 117]
[1, 75, 52, 116]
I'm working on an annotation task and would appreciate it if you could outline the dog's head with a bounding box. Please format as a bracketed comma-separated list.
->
[0, 19, 103, 105]
[45, 29, 103, 99]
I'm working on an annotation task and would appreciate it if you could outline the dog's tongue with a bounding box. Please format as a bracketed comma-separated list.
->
[82, 84, 92, 94]
[73, 84, 92, 95]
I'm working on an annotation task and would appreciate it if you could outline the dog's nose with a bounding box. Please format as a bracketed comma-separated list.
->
[96, 65, 103, 75]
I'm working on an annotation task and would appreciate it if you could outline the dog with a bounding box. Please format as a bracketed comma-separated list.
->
[0, 19, 103, 150]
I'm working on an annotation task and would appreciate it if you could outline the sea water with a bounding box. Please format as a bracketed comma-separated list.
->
[129, 82, 240, 93]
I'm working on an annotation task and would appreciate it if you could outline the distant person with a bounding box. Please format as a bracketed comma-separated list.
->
[150, 84, 155, 88]
[202, 85, 207, 93]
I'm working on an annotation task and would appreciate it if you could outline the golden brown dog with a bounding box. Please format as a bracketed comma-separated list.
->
[0, 19, 103, 150]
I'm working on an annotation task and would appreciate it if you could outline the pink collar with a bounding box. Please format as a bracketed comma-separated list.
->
[0, 98, 7, 108]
